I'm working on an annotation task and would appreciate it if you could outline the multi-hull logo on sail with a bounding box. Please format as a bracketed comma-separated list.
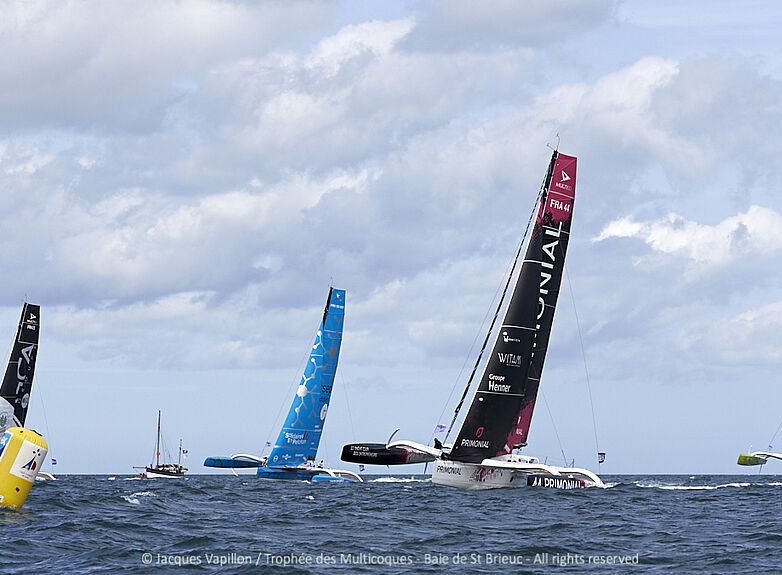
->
[555, 169, 573, 192]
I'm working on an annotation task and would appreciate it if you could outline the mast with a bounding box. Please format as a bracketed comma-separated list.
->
[449, 151, 577, 462]
[156, 410, 161, 468]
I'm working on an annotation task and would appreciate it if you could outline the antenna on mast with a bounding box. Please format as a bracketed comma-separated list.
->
[547, 133, 561, 152]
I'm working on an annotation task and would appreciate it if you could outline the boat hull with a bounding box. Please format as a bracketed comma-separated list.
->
[431, 459, 599, 490]
[431, 459, 521, 490]
[145, 466, 185, 478]
[256, 466, 362, 483]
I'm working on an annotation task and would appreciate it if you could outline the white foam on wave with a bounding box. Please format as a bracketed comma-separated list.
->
[121, 490, 156, 505]
[635, 481, 751, 491]
[370, 477, 428, 483]
[107, 477, 116, 481]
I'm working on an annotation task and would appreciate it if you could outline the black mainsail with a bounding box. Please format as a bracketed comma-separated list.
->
[0, 303, 40, 434]
[449, 152, 577, 463]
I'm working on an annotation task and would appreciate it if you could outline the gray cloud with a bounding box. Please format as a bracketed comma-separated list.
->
[403, 0, 615, 51]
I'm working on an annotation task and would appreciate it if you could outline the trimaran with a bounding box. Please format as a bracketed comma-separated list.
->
[738, 420, 782, 469]
[342, 150, 604, 489]
[204, 288, 361, 482]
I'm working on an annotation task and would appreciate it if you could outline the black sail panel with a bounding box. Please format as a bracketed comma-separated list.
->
[511, 153, 576, 448]
[0, 303, 40, 433]
[450, 152, 576, 462]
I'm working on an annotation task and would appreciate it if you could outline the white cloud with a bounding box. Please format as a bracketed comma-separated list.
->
[306, 19, 414, 77]
[0, 0, 333, 131]
[595, 206, 782, 265]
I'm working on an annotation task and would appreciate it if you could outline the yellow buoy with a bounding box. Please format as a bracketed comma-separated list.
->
[0, 427, 49, 510]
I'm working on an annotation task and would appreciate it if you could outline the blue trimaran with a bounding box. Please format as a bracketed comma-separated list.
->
[204, 288, 362, 482]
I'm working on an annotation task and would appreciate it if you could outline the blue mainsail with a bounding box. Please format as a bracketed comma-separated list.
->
[266, 288, 345, 468]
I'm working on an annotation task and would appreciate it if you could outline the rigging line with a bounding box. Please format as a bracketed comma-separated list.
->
[540, 389, 568, 466]
[33, 380, 53, 453]
[443, 180, 547, 443]
[564, 263, 601, 465]
[430, 250, 515, 444]
[768, 419, 782, 450]
[261, 333, 313, 456]
[339, 370, 357, 441]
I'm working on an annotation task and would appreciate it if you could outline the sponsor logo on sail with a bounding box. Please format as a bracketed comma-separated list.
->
[555, 169, 573, 192]
[502, 331, 521, 343]
[460, 439, 490, 449]
[497, 352, 523, 367]
[537, 222, 563, 328]
[476, 427, 484, 438]
[284, 431, 310, 445]
[488, 381, 511, 392]
[487, 374, 510, 392]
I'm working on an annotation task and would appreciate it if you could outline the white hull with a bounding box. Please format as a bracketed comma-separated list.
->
[431, 457, 603, 490]
[432, 459, 521, 490]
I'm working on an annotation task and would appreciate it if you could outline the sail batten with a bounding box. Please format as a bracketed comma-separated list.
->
[450, 152, 576, 462]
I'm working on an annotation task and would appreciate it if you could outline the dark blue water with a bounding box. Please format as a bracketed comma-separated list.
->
[2, 474, 781, 574]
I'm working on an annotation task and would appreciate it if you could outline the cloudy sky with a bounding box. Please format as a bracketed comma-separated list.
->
[2, 0, 781, 475]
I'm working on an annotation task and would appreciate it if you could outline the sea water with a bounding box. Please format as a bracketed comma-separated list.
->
[1, 474, 781, 573]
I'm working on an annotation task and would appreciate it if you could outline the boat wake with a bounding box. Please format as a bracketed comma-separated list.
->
[369, 476, 430, 483]
[634, 481, 752, 491]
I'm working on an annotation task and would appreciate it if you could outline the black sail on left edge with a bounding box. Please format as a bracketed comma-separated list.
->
[0, 303, 40, 434]
[450, 152, 577, 463]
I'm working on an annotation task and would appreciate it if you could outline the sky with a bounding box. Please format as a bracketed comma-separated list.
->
[2, 0, 781, 475]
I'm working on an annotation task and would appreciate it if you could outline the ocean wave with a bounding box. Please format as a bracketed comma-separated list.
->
[121, 491, 157, 505]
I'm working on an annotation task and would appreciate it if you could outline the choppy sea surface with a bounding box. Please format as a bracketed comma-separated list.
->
[2, 474, 781, 574]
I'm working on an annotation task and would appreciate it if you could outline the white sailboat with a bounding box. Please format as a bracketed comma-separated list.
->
[342, 150, 604, 489]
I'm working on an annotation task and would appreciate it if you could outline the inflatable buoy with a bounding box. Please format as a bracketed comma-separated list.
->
[0, 427, 48, 509]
